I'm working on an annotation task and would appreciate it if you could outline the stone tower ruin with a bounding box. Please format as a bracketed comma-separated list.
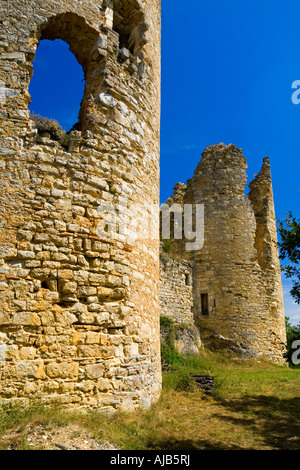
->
[0, 0, 161, 410]
[160, 144, 286, 364]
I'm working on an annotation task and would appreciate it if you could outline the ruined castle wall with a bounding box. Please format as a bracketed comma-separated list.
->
[168, 144, 286, 363]
[159, 251, 194, 326]
[0, 0, 162, 410]
[159, 250, 201, 355]
[248, 157, 286, 358]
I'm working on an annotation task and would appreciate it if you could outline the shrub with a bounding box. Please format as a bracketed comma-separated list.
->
[160, 316, 181, 364]
[161, 239, 172, 254]
[174, 370, 196, 392]
[30, 113, 70, 148]
[160, 316, 174, 329]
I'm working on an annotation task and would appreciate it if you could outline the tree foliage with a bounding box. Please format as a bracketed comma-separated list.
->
[278, 211, 300, 304]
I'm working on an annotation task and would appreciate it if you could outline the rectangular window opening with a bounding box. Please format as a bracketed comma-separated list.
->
[201, 293, 209, 316]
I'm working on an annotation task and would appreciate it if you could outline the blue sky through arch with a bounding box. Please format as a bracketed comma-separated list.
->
[29, 39, 85, 132]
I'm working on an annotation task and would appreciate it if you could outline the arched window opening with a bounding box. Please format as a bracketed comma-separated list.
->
[29, 39, 85, 142]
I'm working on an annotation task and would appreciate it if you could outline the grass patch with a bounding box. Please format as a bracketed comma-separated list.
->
[0, 351, 300, 450]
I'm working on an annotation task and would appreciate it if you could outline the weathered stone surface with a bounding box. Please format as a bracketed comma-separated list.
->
[161, 144, 286, 364]
[15, 360, 45, 379]
[0, 247, 18, 259]
[160, 250, 202, 354]
[0, 0, 161, 409]
[85, 363, 104, 380]
[46, 362, 79, 379]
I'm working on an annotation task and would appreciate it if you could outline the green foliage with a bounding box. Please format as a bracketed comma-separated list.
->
[161, 239, 172, 254]
[160, 316, 181, 364]
[30, 113, 70, 149]
[174, 370, 196, 392]
[161, 342, 181, 365]
[285, 316, 300, 368]
[160, 315, 174, 328]
[278, 211, 300, 304]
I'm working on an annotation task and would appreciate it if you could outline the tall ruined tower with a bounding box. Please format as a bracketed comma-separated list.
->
[0, 0, 161, 409]
[163, 144, 286, 364]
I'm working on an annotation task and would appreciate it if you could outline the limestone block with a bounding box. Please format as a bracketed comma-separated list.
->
[46, 362, 79, 379]
[0, 311, 10, 324]
[12, 312, 41, 326]
[85, 363, 104, 379]
[15, 360, 45, 379]
[0, 246, 17, 259]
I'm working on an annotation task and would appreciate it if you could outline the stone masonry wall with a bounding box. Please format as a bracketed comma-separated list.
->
[159, 249, 201, 355]
[164, 144, 286, 364]
[0, 0, 162, 410]
[160, 251, 194, 326]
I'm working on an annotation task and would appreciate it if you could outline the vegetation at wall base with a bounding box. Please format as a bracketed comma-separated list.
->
[161, 239, 173, 254]
[160, 316, 181, 364]
[1, 349, 300, 450]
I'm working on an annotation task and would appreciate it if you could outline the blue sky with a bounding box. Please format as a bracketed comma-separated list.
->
[29, 0, 300, 324]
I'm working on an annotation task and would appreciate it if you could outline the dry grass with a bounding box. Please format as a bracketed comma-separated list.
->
[1, 351, 300, 450]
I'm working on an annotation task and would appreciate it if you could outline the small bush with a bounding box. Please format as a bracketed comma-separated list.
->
[160, 316, 174, 329]
[174, 371, 196, 392]
[161, 343, 181, 365]
[160, 316, 181, 364]
[161, 239, 172, 254]
[31, 113, 70, 148]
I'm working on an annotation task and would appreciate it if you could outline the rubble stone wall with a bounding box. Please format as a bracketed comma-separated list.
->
[159, 250, 201, 355]
[0, 0, 162, 410]
[159, 251, 194, 326]
[163, 144, 286, 364]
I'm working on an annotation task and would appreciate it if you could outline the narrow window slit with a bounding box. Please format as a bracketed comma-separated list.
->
[201, 293, 209, 317]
